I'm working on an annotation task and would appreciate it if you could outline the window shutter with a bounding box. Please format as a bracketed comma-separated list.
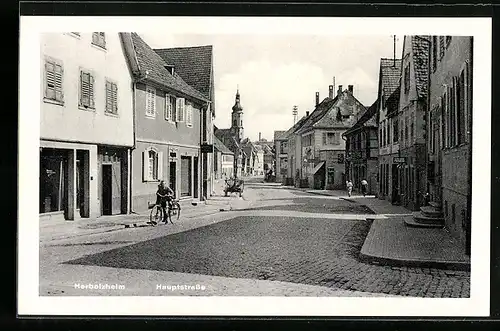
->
[165, 95, 171, 120]
[45, 61, 56, 100]
[89, 74, 95, 109]
[80, 71, 90, 107]
[177, 98, 185, 122]
[112, 83, 118, 113]
[157, 152, 164, 180]
[54, 63, 63, 102]
[105, 81, 111, 112]
[439, 36, 445, 59]
[142, 151, 149, 181]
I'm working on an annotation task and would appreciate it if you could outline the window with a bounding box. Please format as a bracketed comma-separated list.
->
[145, 86, 156, 117]
[176, 97, 185, 122]
[92, 32, 106, 49]
[439, 36, 445, 59]
[44, 58, 64, 103]
[441, 93, 447, 148]
[379, 127, 382, 146]
[105, 80, 118, 114]
[432, 36, 438, 72]
[323, 132, 338, 145]
[457, 71, 466, 144]
[393, 119, 399, 142]
[404, 64, 410, 94]
[410, 122, 414, 141]
[338, 153, 344, 164]
[405, 117, 408, 141]
[446, 36, 452, 47]
[450, 82, 456, 147]
[143, 148, 163, 182]
[186, 103, 193, 127]
[165, 95, 176, 121]
[79, 70, 95, 109]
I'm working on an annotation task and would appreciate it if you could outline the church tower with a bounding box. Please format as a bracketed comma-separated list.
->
[230, 88, 244, 142]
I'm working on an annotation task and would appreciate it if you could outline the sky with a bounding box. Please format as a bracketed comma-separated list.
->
[141, 33, 403, 142]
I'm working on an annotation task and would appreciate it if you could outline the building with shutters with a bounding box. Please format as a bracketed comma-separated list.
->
[274, 131, 288, 183]
[426, 36, 473, 254]
[295, 85, 366, 190]
[343, 99, 379, 195]
[121, 33, 210, 212]
[39, 32, 134, 222]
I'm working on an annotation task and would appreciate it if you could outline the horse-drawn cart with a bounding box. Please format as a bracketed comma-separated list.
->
[224, 178, 244, 197]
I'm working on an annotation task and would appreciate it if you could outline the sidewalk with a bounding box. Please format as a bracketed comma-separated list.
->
[290, 185, 470, 271]
[40, 190, 249, 243]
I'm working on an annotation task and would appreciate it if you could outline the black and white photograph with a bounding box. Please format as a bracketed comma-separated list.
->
[18, 16, 491, 316]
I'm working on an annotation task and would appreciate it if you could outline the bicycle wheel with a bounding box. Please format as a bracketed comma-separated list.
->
[149, 205, 163, 225]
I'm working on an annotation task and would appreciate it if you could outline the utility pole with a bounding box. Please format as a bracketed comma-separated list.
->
[292, 105, 298, 125]
[393, 35, 397, 67]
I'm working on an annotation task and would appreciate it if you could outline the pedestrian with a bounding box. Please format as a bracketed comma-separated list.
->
[361, 179, 368, 197]
[346, 180, 353, 197]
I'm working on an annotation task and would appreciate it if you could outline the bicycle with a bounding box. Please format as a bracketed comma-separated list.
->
[149, 197, 181, 225]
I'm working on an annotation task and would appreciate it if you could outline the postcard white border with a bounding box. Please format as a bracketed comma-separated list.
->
[19, 16, 491, 316]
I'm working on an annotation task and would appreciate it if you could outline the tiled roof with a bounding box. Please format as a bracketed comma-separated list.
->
[411, 35, 430, 99]
[214, 128, 240, 153]
[130, 33, 209, 102]
[343, 99, 379, 137]
[386, 85, 400, 117]
[296, 97, 337, 134]
[273, 130, 288, 141]
[380, 58, 402, 101]
[154, 46, 213, 98]
[213, 135, 233, 154]
[283, 115, 309, 139]
[313, 92, 366, 129]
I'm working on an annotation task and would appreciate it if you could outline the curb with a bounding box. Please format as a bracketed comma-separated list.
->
[359, 219, 471, 272]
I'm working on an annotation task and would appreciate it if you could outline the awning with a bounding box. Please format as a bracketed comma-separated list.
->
[312, 161, 325, 175]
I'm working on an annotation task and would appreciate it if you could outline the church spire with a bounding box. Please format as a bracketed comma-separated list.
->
[232, 88, 243, 112]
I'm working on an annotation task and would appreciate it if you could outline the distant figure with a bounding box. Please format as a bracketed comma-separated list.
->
[346, 180, 353, 197]
[361, 179, 368, 197]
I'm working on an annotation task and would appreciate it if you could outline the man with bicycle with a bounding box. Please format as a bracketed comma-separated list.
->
[155, 180, 175, 224]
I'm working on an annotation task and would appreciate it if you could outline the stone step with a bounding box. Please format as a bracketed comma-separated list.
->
[428, 201, 442, 209]
[420, 205, 444, 218]
[404, 216, 445, 229]
[412, 212, 445, 225]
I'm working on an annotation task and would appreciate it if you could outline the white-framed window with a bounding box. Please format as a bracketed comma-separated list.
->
[79, 69, 95, 110]
[165, 94, 176, 121]
[146, 86, 156, 117]
[186, 103, 193, 127]
[176, 97, 185, 122]
[44, 57, 64, 104]
[322, 132, 339, 145]
[92, 32, 106, 49]
[143, 147, 163, 182]
[105, 80, 118, 115]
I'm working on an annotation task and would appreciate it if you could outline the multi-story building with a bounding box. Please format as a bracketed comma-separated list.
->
[427, 36, 472, 254]
[396, 36, 430, 210]
[273, 131, 288, 183]
[296, 85, 365, 189]
[254, 144, 264, 175]
[154, 45, 216, 199]
[213, 135, 234, 179]
[40, 32, 134, 222]
[343, 99, 379, 195]
[376, 58, 403, 203]
[283, 112, 310, 187]
[121, 33, 210, 211]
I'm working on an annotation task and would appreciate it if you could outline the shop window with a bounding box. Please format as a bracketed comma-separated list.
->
[40, 149, 67, 213]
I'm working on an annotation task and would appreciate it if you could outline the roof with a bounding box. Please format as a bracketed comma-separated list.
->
[213, 135, 233, 154]
[154, 45, 213, 98]
[283, 115, 310, 139]
[411, 35, 430, 99]
[343, 99, 379, 137]
[379, 58, 402, 102]
[386, 85, 401, 117]
[273, 130, 287, 141]
[253, 144, 264, 152]
[129, 33, 209, 102]
[214, 128, 240, 152]
[296, 97, 337, 134]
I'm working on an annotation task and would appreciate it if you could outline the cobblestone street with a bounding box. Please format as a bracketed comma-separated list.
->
[40, 178, 470, 297]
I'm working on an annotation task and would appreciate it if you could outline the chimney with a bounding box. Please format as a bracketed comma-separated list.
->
[259, 132, 262, 141]
[306, 111, 310, 117]
[348, 85, 354, 93]
[315, 92, 320, 106]
[337, 85, 343, 96]
[328, 85, 334, 98]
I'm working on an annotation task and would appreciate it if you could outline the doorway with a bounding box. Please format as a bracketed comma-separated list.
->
[193, 156, 199, 199]
[102, 164, 112, 215]
[391, 164, 399, 204]
[169, 161, 177, 197]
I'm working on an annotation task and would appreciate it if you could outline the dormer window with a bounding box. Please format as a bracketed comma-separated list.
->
[164, 64, 175, 75]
